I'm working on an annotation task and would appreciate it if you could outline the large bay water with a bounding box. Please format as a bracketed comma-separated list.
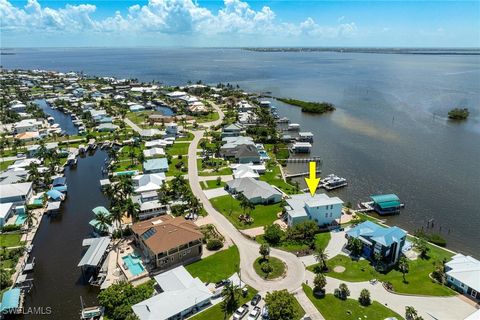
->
[2, 48, 479, 257]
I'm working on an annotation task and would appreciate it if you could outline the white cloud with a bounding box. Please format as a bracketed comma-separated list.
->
[0, 0, 358, 40]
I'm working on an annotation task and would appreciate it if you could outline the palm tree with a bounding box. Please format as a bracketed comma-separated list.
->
[221, 282, 240, 319]
[109, 205, 124, 237]
[93, 211, 112, 235]
[24, 207, 37, 230]
[398, 256, 410, 283]
[128, 146, 136, 165]
[314, 247, 329, 272]
[405, 306, 418, 320]
[238, 194, 249, 215]
[115, 176, 133, 201]
[313, 272, 327, 293]
[125, 198, 140, 222]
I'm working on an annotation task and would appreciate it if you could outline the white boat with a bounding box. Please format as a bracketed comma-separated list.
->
[321, 174, 347, 190]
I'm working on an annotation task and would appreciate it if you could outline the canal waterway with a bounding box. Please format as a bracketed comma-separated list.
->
[34, 99, 78, 136]
[21, 150, 108, 320]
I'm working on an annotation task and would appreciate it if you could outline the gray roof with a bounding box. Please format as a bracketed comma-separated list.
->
[0, 182, 32, 200]
[286, 193, 343, 219]
[77, 236, 111, 268]
[226, 177, 281, 201]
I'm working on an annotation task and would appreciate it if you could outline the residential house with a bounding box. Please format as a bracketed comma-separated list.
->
[165, 123, 178, 136]
[221, 123, 243, 137]
[132, 215, 203, 270]
[132, 173, 166, 194]
[0, 202, 15, 227]
[235, 145, 261, 164]
[12, 119, 42, 134]
[129, 104, 146, 112]
[345, 221, 407, 265]
[0, 182, 33, 206]
[96, 123, 119, 132]
[132, 266, 212, 320]
[285, 193, 343, 227]
[143, 148, 165, 158]
[132, 191, 167, 220]
[230, 163, 265, 179]
[140, 129, 162, 139]
[226, 177, 282, 205]
[143, 158, 169, 174]
[445, 254, 480, 300]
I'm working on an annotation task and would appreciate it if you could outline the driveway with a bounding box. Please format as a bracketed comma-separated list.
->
[203, 187, 228, 199]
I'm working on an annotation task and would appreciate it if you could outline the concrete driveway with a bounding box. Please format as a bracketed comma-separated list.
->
[203, 187, 228, 199]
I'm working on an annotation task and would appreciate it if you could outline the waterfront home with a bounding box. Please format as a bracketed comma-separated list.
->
[77, 236, 111, 286]
[0, 202, 15, 227]
[143, 147, 165, 158]
[132, 215, 203, 271]
[188, 101, 208, 114]
[226, 177, 282, 205]
[230, 163, 265, 179]
[140, 129, 162, 139]
[235, 145, 261, 164]
[129, 104, 146, 112]
[345, 221, 406, 265]
[145, 139, 174, 148]
[0, 169, 29, 185]
[132, 266, 212, 320]
[370, 194, 402, 215]
[167, 91, 188, 100]
[236, 100, 255, 112]
[96, 123, 119, 132]
[221, 123, 243, 137]
[132, 173, 166, 194]
[14, 131, 40, 141]
[88, 109, 108, 123]
[9, 100, 27, 113]
[12, 119, 42, 134]
[0, 182, 33, 205]
[131, 191, 166, 220]
[165, 123, 178, 136]
[285, 193, 343, 227]
[445, 254, 480, 301]
[143, 158, 169, 174]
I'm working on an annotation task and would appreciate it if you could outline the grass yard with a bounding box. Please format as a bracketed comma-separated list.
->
[185, 246, 239, 283]
[253, 257, 286, 279]
[259, 164, 299, 195]
[113, 160, 142, 172]
[257, 232, 331, 254]
[0, 160, 14, 171]
[190, 285, 257, 320]
[201, 180, 226, 190]
[303, 285, 404, 320]
[0, 233, 23, 247]
[166, 143, 190, 156]
[210, 195, 282, 229]
[176, 132, 194, 141]
[308, 244, 455, 296]
[195, 111, 220, 123]
[166, 157, 188, 177]
[198, 167, 233, 176]
[126, 111, 153, 125]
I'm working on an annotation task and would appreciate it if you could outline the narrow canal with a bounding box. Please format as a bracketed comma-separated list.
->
[34, 99, 78, 136]
[21, 150, 108, 319]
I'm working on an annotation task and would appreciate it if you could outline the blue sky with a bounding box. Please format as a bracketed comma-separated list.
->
[1, 0, 479, 47]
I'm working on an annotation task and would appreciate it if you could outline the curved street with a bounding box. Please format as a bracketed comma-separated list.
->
[187, 103, 306, 293]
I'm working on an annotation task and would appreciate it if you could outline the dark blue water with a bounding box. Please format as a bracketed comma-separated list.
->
[3, 48, 479, 256]
[155, 105, 175, 116]
[34, 99, 78, 135]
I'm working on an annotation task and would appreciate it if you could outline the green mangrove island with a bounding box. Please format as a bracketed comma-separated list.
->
[448, 107, 470, 120]
[277, 98, 336, 114]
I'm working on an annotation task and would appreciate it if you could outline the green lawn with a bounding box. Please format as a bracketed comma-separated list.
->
[176, 132, 194, 141]
[259, 164, 299, 195]
[185, 246, 239, 283]
[167, 143, 190, 156]
[166, 157, 188, 177]
[197, 158, 232, 176]
[303, 285, 404, 320]
[190, 285, 257, 320]
[308, 245, 455, 296]
[113, 160, 142, 172]
[0, 233, 23, 247]
[0, 160, 14, 171]
[201, 180, 226, 190]
[195, 111, 220, 123]
[198, 167, 233, 176]
[257, 232, 331, 254]
[210, 195, 282, 229]
[253, 257, 286, 279]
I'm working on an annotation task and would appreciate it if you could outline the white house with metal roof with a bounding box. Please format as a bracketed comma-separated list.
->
[132, 173, 166, 194]
[226, 177, 282, 205]
[0, 182, 33, 206]
[285, 193, 343, 227]
[446, 254, 480, 300]
[132, 266, 213, 320]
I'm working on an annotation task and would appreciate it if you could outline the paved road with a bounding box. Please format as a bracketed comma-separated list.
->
[124, 118, 142, 134]
[304, 270, 477, 320]
[187, 102, 306, 296]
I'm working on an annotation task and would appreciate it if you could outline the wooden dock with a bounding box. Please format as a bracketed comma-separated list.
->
[285, 170, 321, 178]
[279, 157, 322, 164]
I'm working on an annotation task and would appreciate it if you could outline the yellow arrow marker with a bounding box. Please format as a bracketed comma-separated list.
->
[305, 161, 320, 197]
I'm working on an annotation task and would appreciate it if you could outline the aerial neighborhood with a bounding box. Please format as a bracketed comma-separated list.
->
[0, 68, 478, 320]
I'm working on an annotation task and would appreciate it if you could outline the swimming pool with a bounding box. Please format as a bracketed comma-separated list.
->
[122, 254, 145, 276]
[258, 150, 270, 159]
[114, 170, 138, 176]
[15, 206, 27, 226]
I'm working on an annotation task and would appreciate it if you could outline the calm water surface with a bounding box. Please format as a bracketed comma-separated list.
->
[2, 48, 479, 258]
[20, 150, 108, 319]
[34, 99, 78, 135]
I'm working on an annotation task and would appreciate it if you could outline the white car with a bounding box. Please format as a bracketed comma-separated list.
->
[233, 304, 249, 320]
[247, 306, 261, 320]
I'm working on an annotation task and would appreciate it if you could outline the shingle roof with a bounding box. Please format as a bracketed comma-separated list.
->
[226, 177, 281, 201]
[132, 216, 203, 255]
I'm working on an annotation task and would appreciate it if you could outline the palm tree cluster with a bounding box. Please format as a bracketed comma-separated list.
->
[158, 175, 203, 218]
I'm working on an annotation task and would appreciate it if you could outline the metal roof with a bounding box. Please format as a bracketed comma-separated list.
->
[77, 236, 111, 268]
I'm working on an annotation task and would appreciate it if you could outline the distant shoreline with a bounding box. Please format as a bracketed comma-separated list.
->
[244, 47, 480, 55]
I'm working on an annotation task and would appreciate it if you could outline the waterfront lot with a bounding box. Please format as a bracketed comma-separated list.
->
[307, 242, 455, 296]
[210, 195, 282, 229]
[303, 284, 404, 320]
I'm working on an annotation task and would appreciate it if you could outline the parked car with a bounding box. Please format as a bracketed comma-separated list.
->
[251, 294, 261, 306]
[233, 304, 249, 320]
[16, 153, 26, 159]
[261, 306, 269, 319]
[247, 306, 261, 320]
[214, 279, 230, 288]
